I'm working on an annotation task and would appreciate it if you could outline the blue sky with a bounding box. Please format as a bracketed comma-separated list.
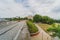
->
[0, 0, 60, 19]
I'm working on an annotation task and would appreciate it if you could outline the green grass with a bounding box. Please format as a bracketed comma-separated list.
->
[27, 21, 38, 33]
[37, 23, 51, 32]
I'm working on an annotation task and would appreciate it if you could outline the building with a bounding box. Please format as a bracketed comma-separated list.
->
[0, 18, 8, 22]
[27, 15, 33, 20]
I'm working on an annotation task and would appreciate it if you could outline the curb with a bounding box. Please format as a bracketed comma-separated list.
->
[30, 31, 39, 36]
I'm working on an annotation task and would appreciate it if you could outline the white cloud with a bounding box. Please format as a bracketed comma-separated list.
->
[24, 0, 60, 19]
[0, 0, 32, 18]
[0, 0, 60, 19]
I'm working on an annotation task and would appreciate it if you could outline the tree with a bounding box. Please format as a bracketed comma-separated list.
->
[12, 17, 17, 21]
[33, 14, 55, 24]
[33, 14, 42, 22]
[24, 17, 28, 20]
[55, 19, 60, 23]
[42, 16, 49, 23]
[42, 16, 55, 24]
[17, 17, 20, 20]
[5, 18, 12, 21]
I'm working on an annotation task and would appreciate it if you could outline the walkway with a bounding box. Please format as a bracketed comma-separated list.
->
[31, 24, 52, 40]
[0, 21, 30, 40]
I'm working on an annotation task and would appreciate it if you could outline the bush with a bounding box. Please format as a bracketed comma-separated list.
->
[27, 21, 38, 33]
[28, 19, 33, 22]
[47, 24, 60, 38]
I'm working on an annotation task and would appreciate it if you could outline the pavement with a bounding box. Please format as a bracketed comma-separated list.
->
[0, 21, 53, 40]
[31, 33, 41, 40]
[31, 24, 52, 40]
[0, 21, 17, 30]
[0, 21, 24, 40]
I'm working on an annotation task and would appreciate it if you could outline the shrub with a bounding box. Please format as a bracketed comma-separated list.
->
[28, 19, 33, 22]
[27, 21, 38, 33]
[47, 24, 60, 38]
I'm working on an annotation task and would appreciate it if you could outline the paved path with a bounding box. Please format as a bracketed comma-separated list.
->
[31, 33, 41, 40]
[31, 24, 52, 40]
[0, 21, 17, 30]
[0, 21, 30, 40]
[14, 21, 30, 40]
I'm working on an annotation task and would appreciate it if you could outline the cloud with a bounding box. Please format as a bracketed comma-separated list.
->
[0, 0, 32, 18]
[52, 7, 60, 13]
[51, 0, 60, 13]
[19, 0, 60, 19]
[0, 0, 60, 19]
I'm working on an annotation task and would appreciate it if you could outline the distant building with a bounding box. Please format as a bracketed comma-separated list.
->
[27, 15, 33, 20]
[0, 18, 8, 22]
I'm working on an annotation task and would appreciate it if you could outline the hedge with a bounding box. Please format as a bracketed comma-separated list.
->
[26, 21, 38, 33]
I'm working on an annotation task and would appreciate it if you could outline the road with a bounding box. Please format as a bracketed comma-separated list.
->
[0, 21, 30, 40]
[0, 21, 17, 30]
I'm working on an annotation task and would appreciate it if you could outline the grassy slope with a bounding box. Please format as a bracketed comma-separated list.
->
[37, 23, 51, 32]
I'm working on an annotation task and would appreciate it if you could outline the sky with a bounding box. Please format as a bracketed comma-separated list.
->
[0, 0, 60, 19]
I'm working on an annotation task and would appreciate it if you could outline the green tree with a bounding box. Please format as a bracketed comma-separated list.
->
[5, 18, 12, 21]
[42, 16, 49, 23]
[12, 17, 17, 21]
[33, 14, 55, 24]
[42, 16, 55, 24]
[33, 14, 42, 22]
[17, 17, 20, 20]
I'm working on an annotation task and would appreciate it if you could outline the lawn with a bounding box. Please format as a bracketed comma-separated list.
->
[37, 23, 51, 32]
